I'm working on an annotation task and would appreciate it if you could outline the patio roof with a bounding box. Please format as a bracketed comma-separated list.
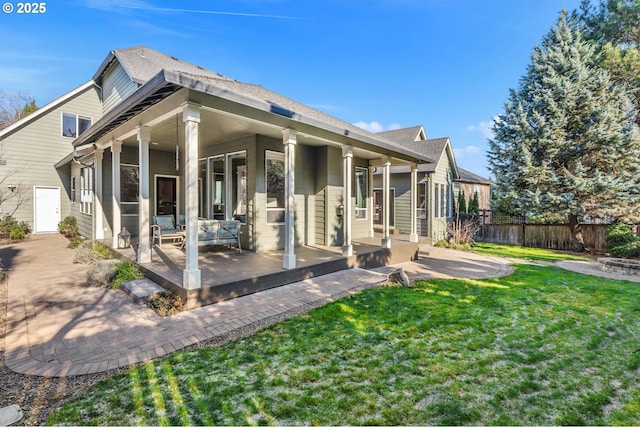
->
[76, 59, 435, 164]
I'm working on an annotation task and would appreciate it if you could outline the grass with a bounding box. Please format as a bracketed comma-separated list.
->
[46, 245, 640, 426]
[472, 242, 593, 262]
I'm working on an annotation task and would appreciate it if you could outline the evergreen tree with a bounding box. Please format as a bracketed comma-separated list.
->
[468, 192, 479, 214]
[487, 11, 640, 251]
[457, 191, 467, 214]
[573, 0, 640, 125]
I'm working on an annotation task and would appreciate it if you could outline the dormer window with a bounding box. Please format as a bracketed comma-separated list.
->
[62, 113, 92, 138]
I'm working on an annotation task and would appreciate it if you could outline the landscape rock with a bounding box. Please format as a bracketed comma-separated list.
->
[388, 268, 413, 287]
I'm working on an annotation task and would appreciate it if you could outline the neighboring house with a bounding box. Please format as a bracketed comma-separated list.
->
[373, 125, 459, 243]
[0, 82, 103, 234]
[454, 167, 492, 212]
[0, 46, 435, 290]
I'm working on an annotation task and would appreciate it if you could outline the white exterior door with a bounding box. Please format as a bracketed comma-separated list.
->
[34, 187, 60, 233]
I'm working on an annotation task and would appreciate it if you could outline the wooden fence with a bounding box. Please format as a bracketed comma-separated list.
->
[477, 224, 612, 253]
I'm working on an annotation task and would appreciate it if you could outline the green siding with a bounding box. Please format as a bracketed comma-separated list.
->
[0, 84, 102, 232]
[102, 63, 138, 114]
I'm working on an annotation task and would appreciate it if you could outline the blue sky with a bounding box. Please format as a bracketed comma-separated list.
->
[0, 0, 583, 178]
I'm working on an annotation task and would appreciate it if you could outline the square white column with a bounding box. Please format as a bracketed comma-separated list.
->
[382, 157, 392, 249]
[183, 103, 202, 289]
[283, 129, 297, 270]
[137, 126, 151, 264]
[342, 146, 353, 257]
[94, 149, 104, 240]
[410, 164, 419, 243]
[111, 141, 122, 249]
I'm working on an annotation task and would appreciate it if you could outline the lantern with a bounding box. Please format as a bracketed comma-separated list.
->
[118, 227, 131, 249]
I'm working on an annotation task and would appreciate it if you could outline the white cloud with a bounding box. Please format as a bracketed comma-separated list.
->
[466, 116, 498, 139]
[353, 121, 402, 133]
[453, 145, 481, 159]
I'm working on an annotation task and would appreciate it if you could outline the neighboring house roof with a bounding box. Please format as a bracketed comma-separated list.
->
[456, 167, 492, 185]
[0, 81, 96, 140]
[374, 125, 458, 177]
[77, 47, 436, 165]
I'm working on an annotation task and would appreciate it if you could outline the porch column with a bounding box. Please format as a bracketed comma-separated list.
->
[137, 126, 151, 264]
[183, 103, 201, 289]
[94, 149, 104, 240]
[283, 129, 296, 270]
[410, 163, 419, 243]
[342, 146, 353, 256]
[382, 157, 391, 249]
[111, 141, 122, 249]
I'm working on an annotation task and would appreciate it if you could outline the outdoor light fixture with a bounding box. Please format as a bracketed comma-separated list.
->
[6, 185, 16, 192]
[336, 204, 344, 217]
[118, 227, 131, 249]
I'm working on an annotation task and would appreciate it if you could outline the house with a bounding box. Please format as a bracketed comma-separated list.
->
[454, 166, 492, 212]
[0, 46, 435, 293]
[373, 125, 459, 243]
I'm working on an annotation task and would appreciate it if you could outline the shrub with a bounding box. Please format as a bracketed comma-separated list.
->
[0, 215, 30, 240]
[606, 223, 639, 258]
[446, 219, 479, 246]
[146, 290, 184, 316]
[73, 240, 113, 264]
[87, 259, 120, 287]
[110, 261, 144, 290]
[58, 216, 79, 240]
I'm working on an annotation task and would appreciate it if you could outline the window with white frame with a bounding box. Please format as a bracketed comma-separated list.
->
[265, 151, 285, 224]
[80, 166, 93, 215]
[440, 184, 446, 218]
[417, 182, 427, 219]
[121, 164, 139, 216]
[355, 167, 368, 220]
[70, 176, 76, 204]
[434, 183, 440, 218]
[62, 113, 92, 138]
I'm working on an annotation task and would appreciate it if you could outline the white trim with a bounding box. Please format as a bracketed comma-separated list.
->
[154, 174, 180, 218]
[0, 81, 95, 139]
[354, 166, 368, 221]
[265, 150, 286, 226]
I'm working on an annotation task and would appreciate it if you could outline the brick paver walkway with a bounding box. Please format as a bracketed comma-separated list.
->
[2, 234, 513, 378]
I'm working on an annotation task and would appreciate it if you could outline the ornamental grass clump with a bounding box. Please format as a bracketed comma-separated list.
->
[73, 240, 113, 264]
[110, 261, 144, 290]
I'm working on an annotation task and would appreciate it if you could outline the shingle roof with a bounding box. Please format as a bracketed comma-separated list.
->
[379, 135, 450, 173]
[87, 47, 434, 162]
[376, 126, 425, 144]
[93, 46, 234, 85]
[456, 167, 492, 184]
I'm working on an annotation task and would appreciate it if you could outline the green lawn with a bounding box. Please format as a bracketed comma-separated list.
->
[47, 246, 640, 426]
[472, 242, 593, 262]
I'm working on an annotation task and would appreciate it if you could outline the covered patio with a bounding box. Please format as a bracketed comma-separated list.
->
[115, 233, 422, 309]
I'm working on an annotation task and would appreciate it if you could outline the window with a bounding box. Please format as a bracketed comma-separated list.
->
[434, 183, 440, 218]
[80, 166, 93, 215]
[266, 151, 285, 224]
[70, 176, 76, 204]
[355, 167, 368, 220]
[210, 157, 225, 219]
[121, 164, 139, 216]
[440, 184, 446, 218]
[229, 152, 247, 223]
[62, 113, 92, 138]
[417, 182, 427, 219]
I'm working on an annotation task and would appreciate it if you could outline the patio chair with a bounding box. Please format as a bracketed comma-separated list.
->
[0, 404, 23, 426]
[152, 215, 184, 247]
